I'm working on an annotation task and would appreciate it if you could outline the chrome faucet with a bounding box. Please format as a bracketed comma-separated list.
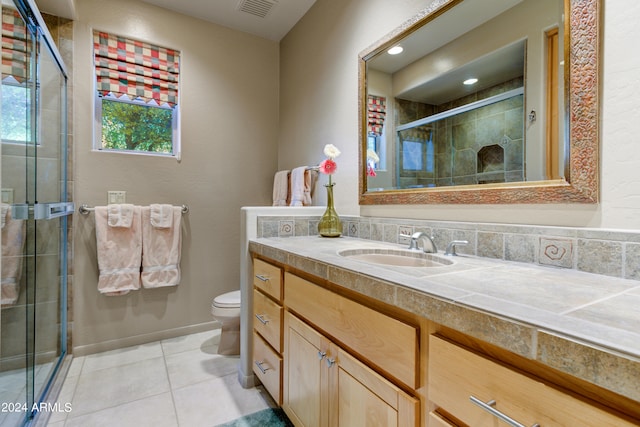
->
[444, 240, 469, 256]
[408, 231, 437, 253]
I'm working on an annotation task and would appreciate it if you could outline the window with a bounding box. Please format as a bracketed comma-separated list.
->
[93, 31, 180, 157]
[1, 79, 31, 143]
[1, 7, 32, 144]
[367, 95, 387, 171]
[402, 140, 423, 170]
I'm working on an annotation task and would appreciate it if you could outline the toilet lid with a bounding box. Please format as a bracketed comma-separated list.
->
[213, 290, 241, 308]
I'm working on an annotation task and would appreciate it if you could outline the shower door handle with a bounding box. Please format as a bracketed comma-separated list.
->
[33, 202, 75, 220]
[12, 202, 75, 220]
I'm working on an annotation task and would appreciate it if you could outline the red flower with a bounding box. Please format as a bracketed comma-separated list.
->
[319, 159, 337, 175]
[367, 164, 376, 177]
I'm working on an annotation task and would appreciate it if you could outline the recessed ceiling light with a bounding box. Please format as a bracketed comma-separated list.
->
[463, 78, 478, 85]
[387, 46, 403, 55]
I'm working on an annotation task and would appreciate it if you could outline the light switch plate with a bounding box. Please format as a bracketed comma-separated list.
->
[1, 188, 14, 204]
[108, 191, 126, 204]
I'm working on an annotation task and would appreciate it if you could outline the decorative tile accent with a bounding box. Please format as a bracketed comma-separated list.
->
[347, 221, 359, 237]
[539, 237, 573, 268]
[279, 220, 294, 237]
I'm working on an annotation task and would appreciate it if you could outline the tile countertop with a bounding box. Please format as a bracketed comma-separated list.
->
[249, 236, 640, 402]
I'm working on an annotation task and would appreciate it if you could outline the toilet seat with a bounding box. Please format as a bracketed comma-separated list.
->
[213, 290, 241, 308]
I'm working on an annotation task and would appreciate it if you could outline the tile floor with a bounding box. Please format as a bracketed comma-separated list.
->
[45, 329, 277, 427]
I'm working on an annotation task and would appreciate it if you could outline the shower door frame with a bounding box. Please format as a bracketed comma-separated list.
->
[5, 0, 71, 424]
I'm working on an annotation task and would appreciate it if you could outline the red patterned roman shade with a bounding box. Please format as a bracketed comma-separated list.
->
[1, 8, 30, 83]
[93, 31, 180, 107]
[367, 95, 386, 136]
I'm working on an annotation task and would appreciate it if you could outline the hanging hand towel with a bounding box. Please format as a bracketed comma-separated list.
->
[290, 166, 315, 206]
[1, 204, 25, 306]
[272, 170, 290, 206]
[108, 203, 135, 227]
[95, 204, 142, 295]
[141, 205, 182, 288]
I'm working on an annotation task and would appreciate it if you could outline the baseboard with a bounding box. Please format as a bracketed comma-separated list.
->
[72, 321, 219, 357]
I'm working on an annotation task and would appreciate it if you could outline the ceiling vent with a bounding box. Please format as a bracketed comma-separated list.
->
[237, 0, 278, 19]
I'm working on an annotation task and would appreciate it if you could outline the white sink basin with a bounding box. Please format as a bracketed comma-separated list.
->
[338, 248, 453, 268]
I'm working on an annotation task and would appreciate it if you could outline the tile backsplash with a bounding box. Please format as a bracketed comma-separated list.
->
[256, 214, 640, 282]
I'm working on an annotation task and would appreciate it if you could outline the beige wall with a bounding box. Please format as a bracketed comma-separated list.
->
[72, 0, 279, 353]
[279, 0, 640, 230]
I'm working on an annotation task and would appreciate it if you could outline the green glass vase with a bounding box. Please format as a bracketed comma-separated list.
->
[318, 183, 342, 237]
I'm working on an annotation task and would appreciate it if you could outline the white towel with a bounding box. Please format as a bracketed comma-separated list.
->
[150, 204, 173, 228]
[272, 170, 290, 206]
[290, 166, 315, 206]
[1, 204, 25, 306]
[141, 205, 182, 288]
[108, 204, 135, 228]
[95, 205, 142, 295]
[1, 203, 9, 229]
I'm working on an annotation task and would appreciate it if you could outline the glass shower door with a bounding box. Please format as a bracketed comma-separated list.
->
[1, 1, 70, 425]
[30, 14, 70, 420]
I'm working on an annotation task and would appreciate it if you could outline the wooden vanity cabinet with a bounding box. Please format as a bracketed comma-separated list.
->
[282, 273, 419, 427]
[428, 334, 638, 427]
[284, 312, 419, 427]
[251, 258, 284, 404]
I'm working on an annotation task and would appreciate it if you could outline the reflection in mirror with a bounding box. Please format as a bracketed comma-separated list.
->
[359, 0, 599, 204]
[366, 0, 563, 191]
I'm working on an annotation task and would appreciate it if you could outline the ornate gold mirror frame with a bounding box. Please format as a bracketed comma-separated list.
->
[358, 0, 599, 204]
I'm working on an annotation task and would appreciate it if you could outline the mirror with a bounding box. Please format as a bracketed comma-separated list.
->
[359, 0, 599, 204]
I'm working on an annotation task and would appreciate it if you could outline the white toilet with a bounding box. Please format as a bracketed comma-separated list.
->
[211, 290, 241, 355]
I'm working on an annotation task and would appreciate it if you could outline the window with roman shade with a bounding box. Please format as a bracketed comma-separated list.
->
[367, 95, 386, 136]
[2, 7, 29, 83]
[92, 30, 181, 156]
[93, 31, 180, 107]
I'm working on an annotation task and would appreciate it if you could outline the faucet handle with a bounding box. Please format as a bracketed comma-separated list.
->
[445, 240, 469, 256]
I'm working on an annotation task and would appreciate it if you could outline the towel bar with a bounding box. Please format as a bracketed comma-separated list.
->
[79, 204, 189, 215]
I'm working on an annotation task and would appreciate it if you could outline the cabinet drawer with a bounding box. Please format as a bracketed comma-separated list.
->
[253, 332, 282, 405]
[429, 335, 638, 427]
[428, 411, 457, 427]
[253, 288, 283, 352]
[285, 272, 418, 389]
[253, 258, 282, 301]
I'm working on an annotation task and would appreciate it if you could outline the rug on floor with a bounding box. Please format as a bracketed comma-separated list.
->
[216, 407, 294, 427]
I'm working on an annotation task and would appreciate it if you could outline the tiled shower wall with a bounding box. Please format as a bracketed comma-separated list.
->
[257, 215, 640, 282]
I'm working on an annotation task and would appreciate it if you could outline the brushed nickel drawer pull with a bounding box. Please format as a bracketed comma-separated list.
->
[318, 351, 326, 361]
[254, 360, 270, 374]
[255, 274, 270, 282]
[326, 357, 336, 368]
[469, 396, 540, 427]
[255, 314, 269, 325]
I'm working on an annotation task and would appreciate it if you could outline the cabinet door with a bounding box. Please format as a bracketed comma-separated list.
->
[283, 312, 330, 427]
[332, 347, 419, 427]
